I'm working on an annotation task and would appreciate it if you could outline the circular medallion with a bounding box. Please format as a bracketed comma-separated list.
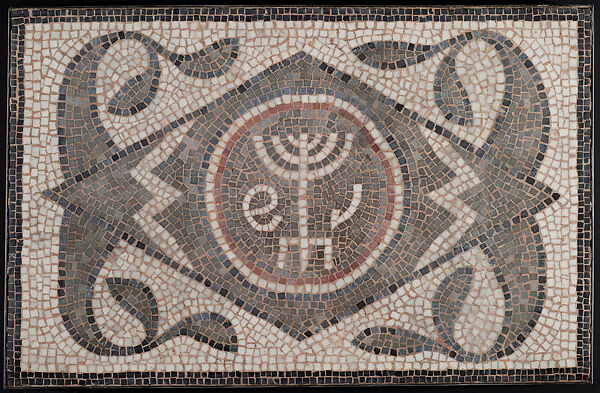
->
[205, 95, 406, 293]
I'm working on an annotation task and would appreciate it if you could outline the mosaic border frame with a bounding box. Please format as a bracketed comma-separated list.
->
[4, 6, 593, 387]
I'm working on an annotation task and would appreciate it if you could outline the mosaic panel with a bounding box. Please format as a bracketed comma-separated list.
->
[5, 6, 593, 387]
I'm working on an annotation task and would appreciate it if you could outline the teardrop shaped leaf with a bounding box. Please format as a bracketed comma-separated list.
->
[169, 38, 239, 78]
[432, 267, 474, 343]
[352, 326, 445, 356]
[105, 277, 159, 342]
[434, 56, 474, 126]
[352, 41, 433, 70]
[107, 56, 161, 116]
[157, 312, 238, 352]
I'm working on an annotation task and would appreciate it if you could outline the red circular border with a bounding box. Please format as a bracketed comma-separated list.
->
[212, 102, 398, 286]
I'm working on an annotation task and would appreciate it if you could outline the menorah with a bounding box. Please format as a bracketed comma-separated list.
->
[243, 126, 362, 272]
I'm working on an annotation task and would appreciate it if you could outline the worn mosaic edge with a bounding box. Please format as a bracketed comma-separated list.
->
[5, 6, 593, 387]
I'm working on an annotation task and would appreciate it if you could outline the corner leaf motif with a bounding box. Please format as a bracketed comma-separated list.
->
[352, 327, 445, 357]
[169, 38, 239, 78]
[351, 268, 474, 360]
[107, 63, 161, 116]
[105, 277, 160, 342]
[107, 37, 239, 116]
[158, 313, 239, 353]
[432, 267, 474, 354]
[434, 56, 474, 125]
[352, 41, 434, 69]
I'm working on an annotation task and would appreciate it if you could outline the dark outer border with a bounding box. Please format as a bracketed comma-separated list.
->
[4, 6, 593, 387]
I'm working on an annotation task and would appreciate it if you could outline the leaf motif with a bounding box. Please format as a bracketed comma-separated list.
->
[105, 277, 159, 342]
[169, 38, 239, 78]
[432, 267, 474, 344]
[352, 41, 433, 70]
[157, 312, 238, 352]
[106, 55, 161, 116]
[434, 55, 474, 126]
[452, 247, 506, 356]
[352, 326, 445, 356]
